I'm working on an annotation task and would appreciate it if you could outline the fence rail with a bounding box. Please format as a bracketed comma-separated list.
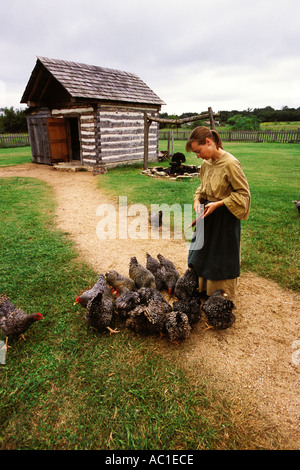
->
[0, 133, 30, 148]
[159, 129, 300, 143]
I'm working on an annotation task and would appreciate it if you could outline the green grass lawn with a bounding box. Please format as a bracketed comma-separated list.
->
[1, 176, 278, 450]
[0, 146, 32, 166]
[98, 141, 300, 292]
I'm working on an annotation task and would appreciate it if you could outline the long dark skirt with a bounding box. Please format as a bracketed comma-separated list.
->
[188, 204, 241, 281]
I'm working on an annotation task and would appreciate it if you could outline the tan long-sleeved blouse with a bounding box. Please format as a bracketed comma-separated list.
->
[194, 151, 251, 220]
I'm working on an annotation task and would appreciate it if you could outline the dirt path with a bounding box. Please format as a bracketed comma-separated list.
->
[1, 163, 299, 449]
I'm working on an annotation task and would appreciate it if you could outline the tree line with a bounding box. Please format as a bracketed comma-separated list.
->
[0, 107, 27, 133]
[159, 106, 300, 130]
[1, 105, 300, 133]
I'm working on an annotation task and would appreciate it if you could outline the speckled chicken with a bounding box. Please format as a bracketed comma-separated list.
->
[115, 290, 141, 319]
[74, 274, 108, 307]
[138, 286, 165, 304]
[148, 210, 163, 228]
[172, 296, 202, 327]
[125, 287, 171, 336]
[85, 277, 118, 335]
[157, 254, 180, 294]
[115, 286, 165, 320]
[0, 293, 43, 350]
[174, 267, 198, 300]
[129, 256, 156, 290]
[146, 253, 167, 291]
[201, 289, 236, 330]
[105, 270, 136, 297]
[164, 310, 191, 342]
[144, 298, 172, 332]
[125, 299, 171, 336]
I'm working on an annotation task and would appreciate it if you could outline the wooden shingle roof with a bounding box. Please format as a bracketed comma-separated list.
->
[21, 56, 165, 106]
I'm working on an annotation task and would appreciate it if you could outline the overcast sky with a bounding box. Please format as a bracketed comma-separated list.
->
[1, 0, 299, 115]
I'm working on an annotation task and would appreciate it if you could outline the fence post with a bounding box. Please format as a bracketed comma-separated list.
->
[296, 127, 300, 143]
[208, 107, 216, 130]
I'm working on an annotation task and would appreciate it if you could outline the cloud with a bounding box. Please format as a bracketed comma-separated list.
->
[156, 57, 300, 114]
[1, 0, 300, 112]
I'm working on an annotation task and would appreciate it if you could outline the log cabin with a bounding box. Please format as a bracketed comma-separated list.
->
[21, 57, 165, 168]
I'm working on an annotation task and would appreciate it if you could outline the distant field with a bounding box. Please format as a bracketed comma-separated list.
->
[217, 122, 300, 131]
[260, 121, 300, 130]
[160, 121, 300, 136]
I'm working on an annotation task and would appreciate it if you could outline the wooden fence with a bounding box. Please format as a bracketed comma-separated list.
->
[0, 133, 30, 148]
[159, 129, 300, 143]
[2, 129, 300, 149]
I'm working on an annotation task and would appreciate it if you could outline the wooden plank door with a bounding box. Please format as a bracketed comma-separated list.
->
[47, 117, 69, 163]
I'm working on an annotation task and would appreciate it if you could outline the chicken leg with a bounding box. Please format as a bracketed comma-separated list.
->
[204, 323, 215, 331]
[1, 337, 11, 351]
[106, 326, 120, 335]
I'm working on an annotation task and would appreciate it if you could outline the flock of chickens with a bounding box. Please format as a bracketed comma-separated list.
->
[73, 253, 236, 343]
[0, 253, 236, 351]
[2, 200, 298, 351]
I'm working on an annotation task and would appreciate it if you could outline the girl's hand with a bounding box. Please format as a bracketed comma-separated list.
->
[203, 200, 224, 217]
[194, 201, 201, 213]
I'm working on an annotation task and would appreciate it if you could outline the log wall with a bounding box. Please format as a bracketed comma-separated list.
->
[98, 105, 159, 165]
[26, 103, 161, 166]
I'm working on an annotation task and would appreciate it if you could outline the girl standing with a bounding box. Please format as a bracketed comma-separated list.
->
[186, 127, 251, 299]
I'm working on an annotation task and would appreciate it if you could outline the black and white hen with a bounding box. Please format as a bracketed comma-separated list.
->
[164, 310, 191, 342]
[172, 296, 202, 327]
[74, 274, 108, 307]
[125, 287, 171, 336]
[174, 267, 198, 300]
[157, 253, 180, 294]
[85, 276, 118, 335]
[137, 286, 165, 304]
[115, 290, 141, 319]
[201, 289, 236, 330]
[146, 253, 167, 291]
[0, 293, 43, 349]
[148, 210, 163, 228]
